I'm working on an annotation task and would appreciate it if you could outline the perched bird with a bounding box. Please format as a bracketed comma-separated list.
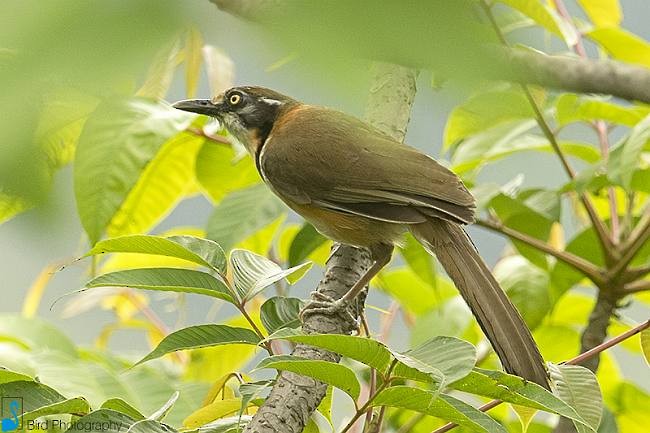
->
[173, 86, 549, 388]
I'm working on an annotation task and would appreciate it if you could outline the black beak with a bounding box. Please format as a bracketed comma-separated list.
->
[172, 99, 222, 116]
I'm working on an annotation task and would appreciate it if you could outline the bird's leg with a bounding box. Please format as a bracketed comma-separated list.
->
[300, 244, 394, 329]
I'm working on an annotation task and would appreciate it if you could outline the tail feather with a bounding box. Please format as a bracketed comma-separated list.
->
[410, 219, 550, 389]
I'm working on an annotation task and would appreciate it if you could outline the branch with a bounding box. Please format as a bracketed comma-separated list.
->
[475, 218, 604, 283]
[503, 49, 650, 105]
[432, 318, 650, 433]
[623, 279, 650, 295]
[608, 210, 650, 281]
[241, 63, 417, 433]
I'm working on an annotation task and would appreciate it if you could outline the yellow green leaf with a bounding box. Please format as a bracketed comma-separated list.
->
[587, 27, 650, 68]
[183, 398, 254, 428]
[107, 132, 204, 238]
[577, 0, 622, 28]
[641, 329, 650, 365]
[511, 404, 538, 433]
[496, 0, 578, 45]
[184, 28, 204, 98]
[137, 39, 182, 99]
[0, 192, 30, 225]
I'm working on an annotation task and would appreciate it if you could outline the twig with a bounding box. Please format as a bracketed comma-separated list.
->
[476, 218, 603, 283]
[481, 0, 615, 261]
[608, 210, 650, 281]
[187, 126, 231, 145]
[622, 279, 650, 295]
[431, 319, 650, 433]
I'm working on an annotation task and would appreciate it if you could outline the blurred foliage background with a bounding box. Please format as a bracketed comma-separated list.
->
[0, 0, 649, 432]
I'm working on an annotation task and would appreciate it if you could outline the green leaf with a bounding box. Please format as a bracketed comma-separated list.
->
[100, 398, 146, 420]
[453, 130, 599, 175]
[555, 94, 648, 127]
[230, 249, 312, 303]
[63, 409, 139, 433]
[641, 329, 650, 365]
[0, 192, 30, 225]
[107, 131, 205, 238]
[195, 144, 261, 204]
[288, 223, 327, 267]
[74, 98, 193, 243]
[549, 363, 602, 433]
[184, 28, 204, 98]
[444, 89, 534, 150]
[206, 184, 285, 251]
[254, 355, 361, 400]
[0, 314, 77, 356]
[376, 268, 457, 316]
[84, 268, 234, 302]
[183, 398, 247, 429]
[615, 114, 650, 188]
[266, 329, 392, 371]
[137, 39, 182, 99]
[493, 256, 552, 329]
[496, 0, 578, 45]
[86, 234, 226, 274]
[587, 28, 650, 68]
[399, 233, 438, 288]
[149, 391, 179, 421]
[0, 368, 33, 384]
[410, 298, 475, 347]
[451, 368, 593, 429]
[260, 297, 304, 334]
[0, 381, 91, 426]
[550, 226, 603, 299]
[577, 0, 621, 27]
[372, 386, 507, 433]
[393, 336, 477, 386]
[136, 325, 261, 366]
[194, 416, 252, 433]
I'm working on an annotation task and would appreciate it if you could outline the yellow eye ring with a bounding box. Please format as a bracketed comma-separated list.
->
[229, 93, 242, 105]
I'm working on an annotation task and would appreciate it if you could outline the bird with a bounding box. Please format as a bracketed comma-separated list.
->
[173, 86, 550, 388]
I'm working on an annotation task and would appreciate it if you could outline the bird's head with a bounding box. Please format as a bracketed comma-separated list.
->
[173, 86, 297, 155]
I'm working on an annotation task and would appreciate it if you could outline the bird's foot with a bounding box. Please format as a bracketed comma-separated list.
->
[300, 291, 359, 331]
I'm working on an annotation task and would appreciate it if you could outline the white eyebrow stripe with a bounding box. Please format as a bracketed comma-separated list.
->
[260, 97, 282, 105]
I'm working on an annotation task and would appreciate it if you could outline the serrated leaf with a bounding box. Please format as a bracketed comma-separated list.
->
[288, 223, 327, 267]
[183, 398, 249, 429]
[185, 28, 204, 98]
[0, 192, 30, 225]
[577, 0, 621, 28]
[587, 28, 650, 68]
[496, 0, 577, 46]
[100, 398, 146, 420]
[83, 268, 234, 302]
[206, 184, 285, 251]
[393, 336, 477, 386]
[555, 94, 648, 127]
[107, 131, 205, 238]
[137, 39, 182, 99]
[136, 325, 261, 366]
[63, 409, 139, 433]
[444, 89, 534, 150]
[149, 391, 179, 421]
[260, 297, 304, 334]
[86, 234, 226, 274]
[0, 381, 91, 426]
[616, 114, 650, 188]
[254, 355, 361, 400]
[372, 386, 507, 433]
[266, 329, 393, 371]
[451, 368, 592, 429]
[230, 249, 312, 303]
[642, 329, 650, 365]
[74, 98, 194, 243]
[549, 363, 602, 433]
[493, 256, 552, 329]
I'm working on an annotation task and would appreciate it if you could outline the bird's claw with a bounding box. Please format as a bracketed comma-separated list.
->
[300, 292, 359, 331]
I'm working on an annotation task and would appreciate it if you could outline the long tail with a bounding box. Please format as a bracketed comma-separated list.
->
[410, 219, 550, 389]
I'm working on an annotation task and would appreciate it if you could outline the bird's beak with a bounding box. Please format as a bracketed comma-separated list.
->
[172, 99, 223, 117]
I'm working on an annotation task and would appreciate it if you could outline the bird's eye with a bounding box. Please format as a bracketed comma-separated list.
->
[229, 93, 242, 105]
